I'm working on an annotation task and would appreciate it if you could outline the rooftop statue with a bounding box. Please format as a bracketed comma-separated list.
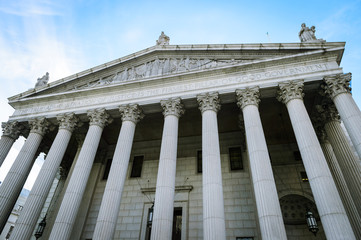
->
[156, 31, 170, 45]
[298, 23, 325, 43]
[35, 72, 49, 88]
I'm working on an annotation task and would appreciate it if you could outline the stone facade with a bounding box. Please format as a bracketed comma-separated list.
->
[0, 32, 360, 240]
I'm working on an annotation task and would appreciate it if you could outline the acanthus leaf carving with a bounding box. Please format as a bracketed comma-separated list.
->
[322, 73, 352, 99]
[87, 108, 113, 128]
[197, 92, 221, 113]
[277, 80, 304, 104]
[160, 98, 185, 118]
[28, 117, 51, 136]
[236, 86, 260, 109]
[1, 121, 23, 140]
[57, 113, 80, 132]
[119, 104, 144, 124]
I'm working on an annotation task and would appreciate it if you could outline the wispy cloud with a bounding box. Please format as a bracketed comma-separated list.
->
[0, 0, 62, 17]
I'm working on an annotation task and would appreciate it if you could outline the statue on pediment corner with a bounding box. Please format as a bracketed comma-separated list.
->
[156, 31, 170, 45]
[299, 23, 325, 43]
[35, 72, 49, 88]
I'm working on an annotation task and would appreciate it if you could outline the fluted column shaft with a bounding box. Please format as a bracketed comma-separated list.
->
[278, 81, 355, 240]
[320, 138, 361, 239]
[323, 73, 361, 158]
[93, 105, 143, 240]
[236, 87, 287, 240]
[197, 92, 226, 240]
[10, 113, 78, 240]
[151, 98, 184, 240]
[49, 109, 111, 240]
[0, 121, 22, 167]
[324, 120, 361, 215]
[0, 118, 49, 233]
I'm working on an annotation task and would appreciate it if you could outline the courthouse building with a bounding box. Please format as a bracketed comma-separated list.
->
[0, 26, 361, 240]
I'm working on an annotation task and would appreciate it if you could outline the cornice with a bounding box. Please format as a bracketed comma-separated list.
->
[8, 42, 344, 102]
[8, 46, 342, 107]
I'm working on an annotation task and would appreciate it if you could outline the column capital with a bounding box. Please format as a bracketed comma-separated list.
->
[87, 108, 113, 128]
[197, 92, 220, 114]
[57, 113, 80, 132]
[160, 98, 185, 118]
[119, 104, 144, 123]
[236, 86, 260, 109]
[28, 117, 51, 136]
[277, 80, 304, 104]
[314, 125, 330, 144]
[322, 73, 352, 99]
[1, 121, 22, 140]
[315, 103, 341, 124]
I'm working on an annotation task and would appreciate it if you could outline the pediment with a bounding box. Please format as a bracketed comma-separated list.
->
[9, 42, 345, 102]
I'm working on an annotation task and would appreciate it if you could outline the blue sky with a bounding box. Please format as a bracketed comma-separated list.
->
[1, 0, 361, 188]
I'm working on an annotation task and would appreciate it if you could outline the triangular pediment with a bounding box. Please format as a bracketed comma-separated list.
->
[9, 42, 345, 103]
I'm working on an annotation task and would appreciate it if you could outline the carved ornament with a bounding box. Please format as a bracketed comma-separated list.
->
[119, 104, 144, 124]
[277, 80, 304, 104]
[197, 92, 221, 113]
[236, 86, 260, 109]
[1, 121, 22, 140]
[28, 117, 51, 136]
[57, 113, 80, 132]
[322, 73, 352, 99]
[160, 98, 185, 118]
[87, 109, 113, 128]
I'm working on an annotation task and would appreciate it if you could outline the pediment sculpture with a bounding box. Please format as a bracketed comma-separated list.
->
[73, 57, 248, 91]
[156, 31, 170, 45]
[298, 23, 325, 43]
[35, 72, 49, 88]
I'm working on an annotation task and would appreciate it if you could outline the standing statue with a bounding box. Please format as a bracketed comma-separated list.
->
[35, 72, 49, 88]
[298, 23, 325, 43]
[156, 31, 170, 45]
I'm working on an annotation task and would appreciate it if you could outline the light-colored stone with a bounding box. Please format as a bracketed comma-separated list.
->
[323, 73, 361, 158]
[278, 80, 355, 240]
[236, 87, 287, 240]
[151, 98, 184, 240]
[0, 117, 50, 233]
[93, 105, 143, 240]
[197, 92, 226, 240]
[49, 109, 111, 240]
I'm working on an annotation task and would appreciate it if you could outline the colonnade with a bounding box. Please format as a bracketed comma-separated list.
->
[0, 73, 360, 239]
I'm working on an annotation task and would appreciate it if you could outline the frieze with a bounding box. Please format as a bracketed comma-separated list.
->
[72, 57, 250, 91]
[11, 62, 331, 119]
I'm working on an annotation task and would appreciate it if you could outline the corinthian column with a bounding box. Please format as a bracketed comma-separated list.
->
[151, 98, 184, 240]
[50, 109, 112, 240]
[93, 105, 143, 240]
[0, 117, 50, 232]
[0, 121, 22, 167]
[236, 87, 287, 240]
[316, 103, 361, 216]
[197, 92, 226, 240]
[277, 81, 355, 240]
[316, 128, 361, 239]
[10, 113, 79, 240]
[323, 73, 361, 158]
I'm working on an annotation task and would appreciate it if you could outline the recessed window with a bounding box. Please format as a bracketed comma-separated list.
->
[130, 156, 144, 178]
[197, 150, 202, 173]
[236, 238, 254, 240]
[301, 171, 308, 182]
[229, 147, 243, 170]
[103, 159, 112, 180]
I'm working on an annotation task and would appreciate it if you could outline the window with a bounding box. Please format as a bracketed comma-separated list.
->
[130, 156, 144, 178]
[197, 150, 202, 173]
[229, 147, 243, 170]
[103, 159, 112, 180]
[301, 171, 308, 182]
[236, 238, 254, 240]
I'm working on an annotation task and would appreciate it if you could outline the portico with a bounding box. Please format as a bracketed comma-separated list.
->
[0, 33, 360, 240]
